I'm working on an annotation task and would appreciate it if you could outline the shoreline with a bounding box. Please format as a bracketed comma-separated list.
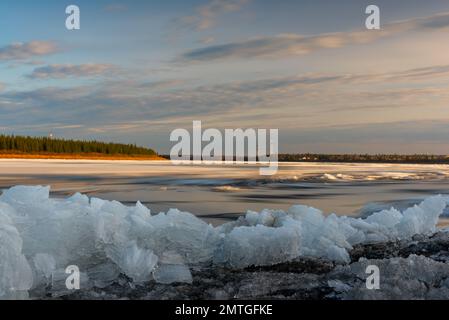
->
[1, 153, 449, 165]
[0, 153, 166, 161]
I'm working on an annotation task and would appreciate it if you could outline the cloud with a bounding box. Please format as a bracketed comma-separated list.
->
[329, 65, 449, 84]
[0, 41, 58, 62]
[52, 124, 85, 130]
[180, 0, 250, 31]
[215, 74, 344, 93]
[178, 33, 378, 62]
[189, 64, 449, 94]
[28, 64, 116, 79]
[0, 83, 5, 92]
[387, 65, 449, 81]
[179, 12, 449, 62]
[2, 63, 449, 150]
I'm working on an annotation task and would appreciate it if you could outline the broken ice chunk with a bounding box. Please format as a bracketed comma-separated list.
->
[153, 251, 192, 284]
[106, 241, 158, 283]
[0, 185, 50, 205]
[0, 211, 33, 299]
[216, 223, 301, 268]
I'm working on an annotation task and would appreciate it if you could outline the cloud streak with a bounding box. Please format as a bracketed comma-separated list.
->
[0, 41, 58, 62]
[28, 64, 116, 79]
[179, 12, 449, 62]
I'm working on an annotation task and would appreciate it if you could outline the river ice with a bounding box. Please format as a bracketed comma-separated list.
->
[0, 185, 447, 299]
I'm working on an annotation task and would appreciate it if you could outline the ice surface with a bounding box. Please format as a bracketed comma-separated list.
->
[0, 185, 447, 298]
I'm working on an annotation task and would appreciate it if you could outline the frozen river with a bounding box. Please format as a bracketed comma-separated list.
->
[1, 159, 449, 225]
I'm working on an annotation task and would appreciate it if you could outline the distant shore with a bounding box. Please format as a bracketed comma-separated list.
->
[158, 154, 449, 165]
[0, 153, 166, 161]
[2, 153, 449, 164]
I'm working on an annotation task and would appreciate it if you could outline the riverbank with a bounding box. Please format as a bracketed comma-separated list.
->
[0, 153, 165, 160]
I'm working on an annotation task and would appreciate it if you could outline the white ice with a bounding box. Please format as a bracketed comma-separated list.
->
[0, 185, 447, 298]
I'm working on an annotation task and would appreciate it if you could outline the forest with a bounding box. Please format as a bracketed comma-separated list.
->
[0, 135, 156, 156]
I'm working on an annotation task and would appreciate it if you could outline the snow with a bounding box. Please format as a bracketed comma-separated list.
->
[0, 185, 447, 298]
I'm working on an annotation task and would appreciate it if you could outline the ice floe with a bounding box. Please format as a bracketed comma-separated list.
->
[0, 185, 447, 298]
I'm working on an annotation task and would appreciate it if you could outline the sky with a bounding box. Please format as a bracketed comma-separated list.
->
[1, 0, 449, 154]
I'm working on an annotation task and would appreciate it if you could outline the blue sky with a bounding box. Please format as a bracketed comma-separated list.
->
[1, 0, 449, 154]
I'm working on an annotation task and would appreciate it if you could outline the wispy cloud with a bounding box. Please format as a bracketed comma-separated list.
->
[0, 41, 58, 62]
[52, 124, 85, 130]
[386, 65, 449, 81]
[180, 0, 250, 31]
[179, 12, 449, 62]
[28, 64, 116, 79]
[2, 63, 449, 149]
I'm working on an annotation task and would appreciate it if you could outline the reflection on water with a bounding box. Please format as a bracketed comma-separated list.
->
[1, 159, 449, 225]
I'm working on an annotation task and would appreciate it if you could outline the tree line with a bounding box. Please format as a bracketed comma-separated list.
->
[278, 153, 449, 164]
[0, 135, 156, 156]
